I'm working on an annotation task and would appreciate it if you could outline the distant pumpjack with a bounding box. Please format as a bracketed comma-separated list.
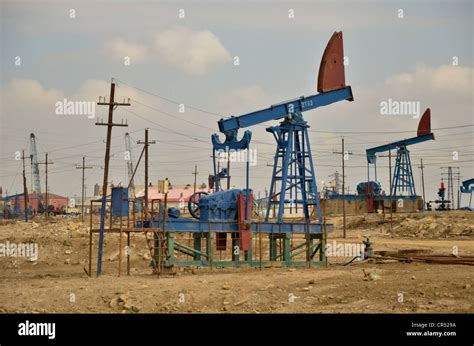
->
[366, 109, 435, 197]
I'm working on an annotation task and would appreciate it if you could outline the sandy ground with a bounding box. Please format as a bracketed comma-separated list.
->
[0, 211, 473, 313]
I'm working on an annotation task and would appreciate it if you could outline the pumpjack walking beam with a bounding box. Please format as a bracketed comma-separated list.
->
[76, 156, 93, 222]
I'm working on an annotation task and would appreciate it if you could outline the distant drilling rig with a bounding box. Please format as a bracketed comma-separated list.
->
[125, 133, 136, 198]
[29, 133, 43, 210]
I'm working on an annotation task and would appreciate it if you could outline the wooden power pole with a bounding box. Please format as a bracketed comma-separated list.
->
[333, 137, 352, 238]
[193, 165, 198, 194]
[95, 79, 130, 276]
[137, 128, 155, 212]
[76, 156, 93, 222]
[419, 159, 426, 211]
[21, 150, 29, 222]
[388, 148, 393, 230]
[38, 153, 54, 220]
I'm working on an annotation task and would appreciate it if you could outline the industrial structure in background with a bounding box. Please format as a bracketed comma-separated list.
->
[1, 134, 69, 219]
[124, 133, 136, 198]
[29, 133, 44, 211]
[427, 180, 451, 211]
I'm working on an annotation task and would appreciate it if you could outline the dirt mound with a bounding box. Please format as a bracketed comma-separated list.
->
[387, 212, 474, 239]
[331, 211, 474, 239]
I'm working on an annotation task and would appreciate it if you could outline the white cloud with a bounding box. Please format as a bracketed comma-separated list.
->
[430, 65, 472, 91]
[313, 64, 474, 135]
[0, 78, 151, 135]
[154, 26, 231, 75]
[0, 79, 64, 121]
[386, 64, 473, 93]
[103, 38, 148, 64]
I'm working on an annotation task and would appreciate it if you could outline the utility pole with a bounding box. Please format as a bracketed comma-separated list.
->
[192, 165, 198, 194]
[455, 172, 461, 209]
[21, 150, 29, 222]
[137, 128, 156, 212]
[95, 79, 130, 276]
[441, 167, 459, 209]
[419, 159, 426, 211]
[29, 154, 33, 196]
[333, 137, 352, 238]
[76, 156, 93, 222]
[388, 148, 393, 230]
[38, 153, 54, 220]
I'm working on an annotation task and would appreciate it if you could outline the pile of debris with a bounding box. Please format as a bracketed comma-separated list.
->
[0, 218, 90, 241]
[335, 211, 473, 239]
[387, 212, 473, 239]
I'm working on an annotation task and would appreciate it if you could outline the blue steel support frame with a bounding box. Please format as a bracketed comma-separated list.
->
[264, 114, 321, 223]
[391, 145, 416, 196]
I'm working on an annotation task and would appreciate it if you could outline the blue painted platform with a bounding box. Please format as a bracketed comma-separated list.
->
[136, 218, 332, 234]
[327, 194, 417, 201]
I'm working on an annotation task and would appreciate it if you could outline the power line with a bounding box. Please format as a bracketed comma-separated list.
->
[115, 78, 474, 134]
[115, 78, 222, 116]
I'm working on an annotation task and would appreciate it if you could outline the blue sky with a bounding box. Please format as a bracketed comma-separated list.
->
[1, 0, 473, 204]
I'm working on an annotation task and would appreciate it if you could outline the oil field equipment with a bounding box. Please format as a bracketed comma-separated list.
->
[459, 178, 474, 210]
[138, 31, 354, 269]
[427, 180, 451, 211]
[29, 133, 44, 211]
[366, 109, 435, 198]
[356, 181, 382, 196]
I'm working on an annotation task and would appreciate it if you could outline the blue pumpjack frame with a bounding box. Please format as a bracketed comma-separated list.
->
[264, 116, 322, 223]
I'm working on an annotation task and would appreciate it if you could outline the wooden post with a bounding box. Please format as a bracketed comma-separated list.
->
[193, 165, 198, 194]
[88, 200, 93, 277]
[76, 156, 92, 222]
[137, 128, 156, 215]
[21, 150, 29, 222]
[95, 80, 130, 275]
[38, 153, 54, 219]
[389, 148, 393, 230]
